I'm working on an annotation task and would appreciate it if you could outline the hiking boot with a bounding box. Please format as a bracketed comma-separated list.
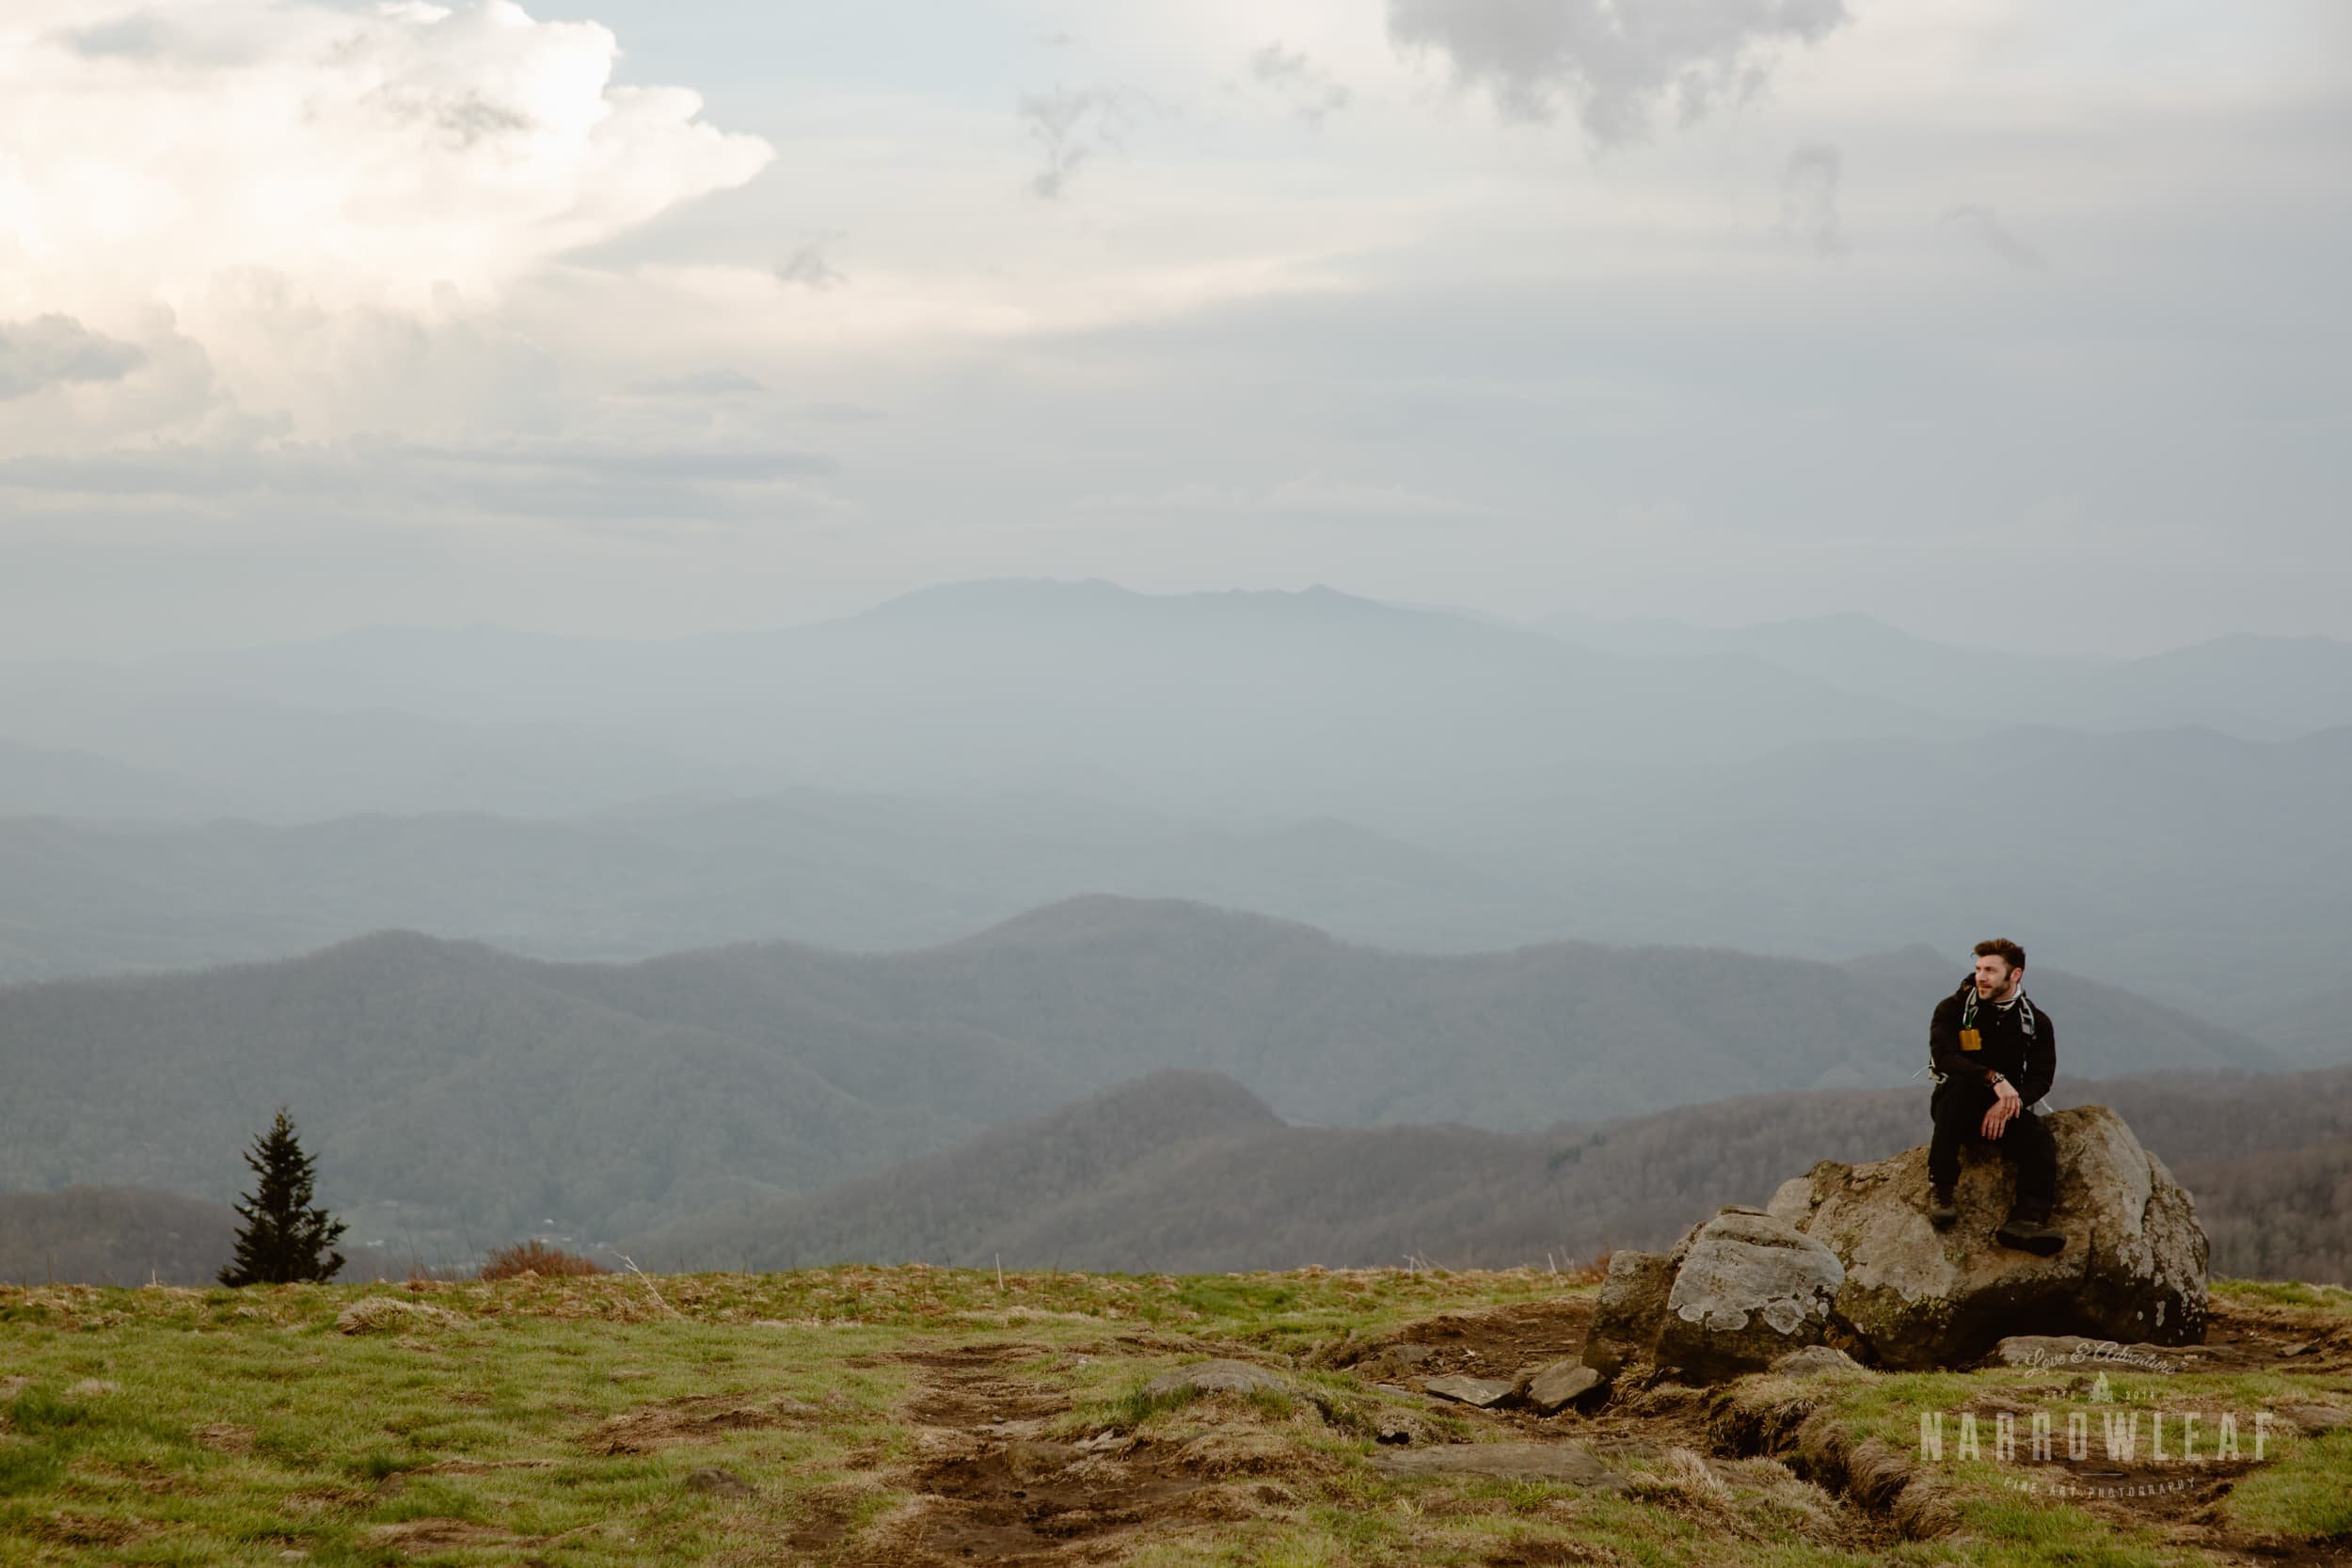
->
[1928, 1182, 1959, 1230]
[1995, 1207, 2066, 1256]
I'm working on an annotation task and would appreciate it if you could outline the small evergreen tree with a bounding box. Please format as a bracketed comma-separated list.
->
[217, 1107, 348, 1287]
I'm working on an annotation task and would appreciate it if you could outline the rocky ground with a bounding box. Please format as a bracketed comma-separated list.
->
[0, 1267, 2346, 1565]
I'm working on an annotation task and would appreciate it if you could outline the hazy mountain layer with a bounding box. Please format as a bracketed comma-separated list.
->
[8, 582, 2347, 833]
[3, 580, 2344, 1026]
[636, 1065, 2352, 1284]
[0, 791, 1542, 982]
[1537, 610, 2352, 738]
[0, 1186, 238, 1288]
[3, 716, 2348, 1031]
[0, 897, 2280, 1242]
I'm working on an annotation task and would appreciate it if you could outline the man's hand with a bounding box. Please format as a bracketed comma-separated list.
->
[1981, 1076, 2023, 1138]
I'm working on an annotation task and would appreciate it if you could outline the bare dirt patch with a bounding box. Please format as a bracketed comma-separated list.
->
[373, 1456, 560, 1497]
[1327, 1297, 1596, 1387]
[585, 1391, 822, 1456]
[191, 1422, 254, 1454]
[895, 1437, 1209, 1561]
[366, 1517, 528, 1554]
[30, 1513, 162, 1548]
[1481, 1540, 1621, 1566]
[2182, 1299, 2352, 1379]
[890, 1343, 1069, 1433]
[827, 1340, 1336, 1565]
[2018, 1453, 2259, 1516]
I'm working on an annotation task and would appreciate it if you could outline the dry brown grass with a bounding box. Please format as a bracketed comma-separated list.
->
[479, 1239, 605, 1280]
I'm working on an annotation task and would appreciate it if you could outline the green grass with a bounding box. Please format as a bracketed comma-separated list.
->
[2209, 1276, 2352, 1315]
[0, 1269, 2345, 1565]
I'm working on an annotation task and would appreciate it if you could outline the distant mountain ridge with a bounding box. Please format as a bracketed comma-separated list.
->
[26, 1064, 2350, 1287]
[2, 577, 2345, 1025]
[1534, 609, 2352, 737]
[8, 580, 2347, 832]
[633, 1062, 2352, 1284]
[0, 896, 2282, 1242]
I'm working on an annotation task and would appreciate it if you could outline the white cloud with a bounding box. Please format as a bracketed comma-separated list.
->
[0, 0, 771, 442]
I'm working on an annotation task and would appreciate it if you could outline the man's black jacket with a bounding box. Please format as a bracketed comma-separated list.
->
[1929, 976, 2056, 1104]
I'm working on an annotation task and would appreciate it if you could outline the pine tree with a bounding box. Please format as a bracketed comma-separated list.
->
[217, 1107, 348, 1287]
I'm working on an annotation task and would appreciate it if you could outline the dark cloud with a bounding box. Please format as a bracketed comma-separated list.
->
[365, 84, 537, 150]
[1777, 144, 1842, 255]
[1942, 205, 2047, 270]
[1017, 86, 1139, 199]
[1386, 0, 1849, 143]
[1249, 43, 1351, 125]
[0, 315, 148, 401]
[778, 234, 848, 290]
[430, 90, 537, 147]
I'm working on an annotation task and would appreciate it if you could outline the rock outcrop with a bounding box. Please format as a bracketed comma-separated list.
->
[1143, 1359, 1295, 1400]
[1518, 1360, 1605, 1414]
[1581, 1206, 1842, 1383]
[1581, 1247, 1678, 1378]
[1766, 1104, 2206, 1370]
[1654, 1211, 1845, 1381]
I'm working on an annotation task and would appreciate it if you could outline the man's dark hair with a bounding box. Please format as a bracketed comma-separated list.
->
[1973, 937, 2026, 971]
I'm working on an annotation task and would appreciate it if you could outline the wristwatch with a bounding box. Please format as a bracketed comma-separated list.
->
[1988, 1071, 2008, 1088]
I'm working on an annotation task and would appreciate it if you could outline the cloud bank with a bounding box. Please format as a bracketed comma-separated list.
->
[3, 0, 772, 317]
[0, 315, 145, 400]
[0, 0, 772, 451]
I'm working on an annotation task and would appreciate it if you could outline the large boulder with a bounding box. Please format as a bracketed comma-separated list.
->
[1766, 1104, 2206, 1370]
[1579, 1208, 1842, 1384]
[1580, 1243, 1681, 1378]
[1653, 1211, 1845, 1382]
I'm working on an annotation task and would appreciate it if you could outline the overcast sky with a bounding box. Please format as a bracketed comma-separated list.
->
[1, 0, 2344, 658]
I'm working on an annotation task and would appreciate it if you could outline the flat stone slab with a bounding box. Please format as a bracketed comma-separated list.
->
[1422, 1374, 1517, 1408]
[2275, 1402, 2352, 1435]
[1522, 1360, 1604, 1414]
[1144, 1359, 1294, 1399]
[1984, 1336, 2181, 1370]
[1373, 1442, 1627, 1488]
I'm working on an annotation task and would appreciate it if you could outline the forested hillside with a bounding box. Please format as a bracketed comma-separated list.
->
[0, 1187, 235, 1287]
[636, 1065, 2352, 1282]
[0, 900, 2276, 1242]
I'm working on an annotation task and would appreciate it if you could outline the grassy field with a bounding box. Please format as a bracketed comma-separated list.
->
[2, 1266, 2347, 1566]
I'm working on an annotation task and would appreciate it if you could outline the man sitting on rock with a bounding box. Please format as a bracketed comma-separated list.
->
[1926, 937, 2064, 1255]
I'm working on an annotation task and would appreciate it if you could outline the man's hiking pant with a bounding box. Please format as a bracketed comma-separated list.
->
[1929, 1082, 2057, 1216]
